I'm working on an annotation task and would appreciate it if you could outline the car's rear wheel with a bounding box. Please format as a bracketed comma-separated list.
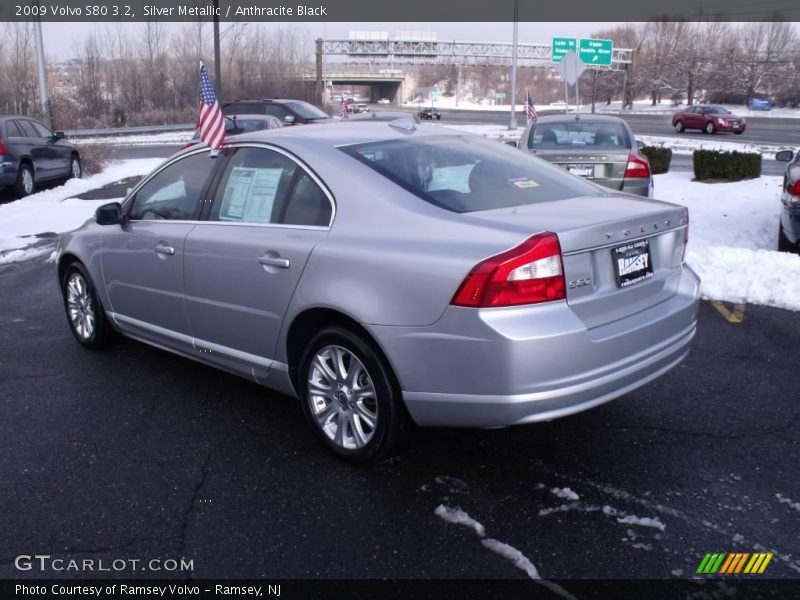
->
[705, 121, 716, 134]
[778, 224, 795, 253]
[69, 154, 82, 179]
[61, 262, 115, 349]
[298, 327, 409, 465]
[674, 120, 684, 133]
[14, 163, 34, 198]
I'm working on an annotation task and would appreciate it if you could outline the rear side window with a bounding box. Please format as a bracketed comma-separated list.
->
[528, 121, 630, 150]
[14, 120, 36, 137]
[340, 135, 601, 213]
[29, 120, 52, 137]
[223, 103, 262, 115]
[5, 121, 23, 137]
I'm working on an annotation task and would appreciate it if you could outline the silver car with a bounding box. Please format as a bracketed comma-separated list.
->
[57, 121, 700, 464]
[519, 115, 654, 197]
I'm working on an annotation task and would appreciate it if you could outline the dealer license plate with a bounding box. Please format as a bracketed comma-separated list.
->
[612, 239, 654, 288]
[567, 164, 594, 178]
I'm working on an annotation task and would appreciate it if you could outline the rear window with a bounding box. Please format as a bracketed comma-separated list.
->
[283, 101, 329, 120]
[340, 135, 601, 213]
[528, 121, 630, 150]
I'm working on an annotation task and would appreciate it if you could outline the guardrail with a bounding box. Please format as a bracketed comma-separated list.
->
[64, 123, 194, 138]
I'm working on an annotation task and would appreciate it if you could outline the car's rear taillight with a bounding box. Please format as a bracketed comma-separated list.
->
[789, 180, 800, 202]
[0, 137, 7, 157]
[451, 233, 566, 308]
[624, 155, 650, 179]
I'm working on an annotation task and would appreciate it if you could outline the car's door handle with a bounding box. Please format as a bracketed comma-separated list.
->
[258, 255, 290, 269]
[154, 245, 175, 256]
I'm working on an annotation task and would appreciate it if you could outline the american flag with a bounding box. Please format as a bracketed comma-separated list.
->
[198, 62, 225, 150]
[524, 89, 538, 123]
[338, 94, 349, 119]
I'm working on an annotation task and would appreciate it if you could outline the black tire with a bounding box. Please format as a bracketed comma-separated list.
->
[298, 326, 410, 465]
[14, 163, 35, 198]
[734, 130, 743, 135]
[705, 121, 716, 134]
[61, 262, 115, 349]
[778, 224, 795, 253]
[674, 120, 684, 133]
[69, 154, 82, 179]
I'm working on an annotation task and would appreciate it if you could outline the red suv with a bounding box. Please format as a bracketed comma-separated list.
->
[672, 105, 746, 135]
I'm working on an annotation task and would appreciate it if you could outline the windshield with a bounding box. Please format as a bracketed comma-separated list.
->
[705, 106, 732, 115]
[284, 101, 329, 120]
[340, 135, 601, 213]
[528, 121, 630, 150]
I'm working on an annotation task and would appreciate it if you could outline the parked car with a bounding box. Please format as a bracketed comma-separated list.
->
[356, 103, 369, 113]
[377, 98, 391, 105]
[184, 114, 282, 149]
[671, 105, 746, 135]
[519, 115, 654, 197]
[776, 149, 800, 253]
[221, 99, 331, 125]
[419, 107, 441, 120]
[56, 122, 699, 464]
[0, 115, 81, 198]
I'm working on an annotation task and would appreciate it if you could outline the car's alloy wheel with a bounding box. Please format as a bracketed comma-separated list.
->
[70, 156, 82, 179]
[674, 120, 684, 133]
[299, 327, 409, 464]
[14, 164, 34, 198]
[61, 263, 114, 349]
[705, 121, 716, 134]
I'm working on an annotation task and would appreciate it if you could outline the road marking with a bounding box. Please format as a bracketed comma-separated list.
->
[711, 301, 746, 323]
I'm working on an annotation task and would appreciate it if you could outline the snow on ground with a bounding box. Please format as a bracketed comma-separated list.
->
[776, 494, 800, 513]
[0, 159, 164, 261]
[434, 505, 486, 537]
[71, 130, 194, 146]
[550, 487, 580, 501]
[655, 171, 800, 312]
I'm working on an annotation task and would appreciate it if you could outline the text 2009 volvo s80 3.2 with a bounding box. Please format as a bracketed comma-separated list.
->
[56, 120, 700, 464]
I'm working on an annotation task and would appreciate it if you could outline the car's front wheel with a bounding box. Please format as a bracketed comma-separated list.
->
[674, 120, 684, 133]
[298, 327, 409, 465]
[14, 163, 34, 198]
[61, 262, 115, 349]
[705, 121, 716, 134]
[69, 154, 82, 179]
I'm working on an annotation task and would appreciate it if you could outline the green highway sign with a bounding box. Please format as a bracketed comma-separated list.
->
[431, 92, 442, 99]
[578, 38, 614, 66]
[552, 37, 577, 63]
[495, 92, 506, 99]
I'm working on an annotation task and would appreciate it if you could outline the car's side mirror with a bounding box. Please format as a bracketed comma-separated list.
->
[284, 115, 296, 125]
[95, 202, 125, 226]
[504, 140, 518, 148]
[636, 140, 645, 150]
[53, 131, 65, 140]
[776, 150, 794, 162]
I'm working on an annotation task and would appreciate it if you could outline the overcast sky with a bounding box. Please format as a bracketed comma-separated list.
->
[40, 21, 611, 60]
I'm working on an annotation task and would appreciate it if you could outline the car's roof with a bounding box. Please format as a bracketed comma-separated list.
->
[226, 120, 460, 147]
[534, 114, 628, 124]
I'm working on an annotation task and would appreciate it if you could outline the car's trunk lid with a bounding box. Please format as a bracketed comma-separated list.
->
[531, 149, 630, 191]
[465, 194, 688, 329]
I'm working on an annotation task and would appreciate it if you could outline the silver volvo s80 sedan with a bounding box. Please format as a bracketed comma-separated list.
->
[57, 120, 700, 464]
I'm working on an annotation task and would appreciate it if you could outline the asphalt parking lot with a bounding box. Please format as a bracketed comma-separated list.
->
[1, 258, 798, 587]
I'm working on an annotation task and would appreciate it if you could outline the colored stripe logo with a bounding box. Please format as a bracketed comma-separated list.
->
[696, 552, 773, 574]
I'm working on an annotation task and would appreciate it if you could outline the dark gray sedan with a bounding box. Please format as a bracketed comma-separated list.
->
[0, 115, 81, 198]
[776, 149, 800, 253]
[56, 121, 698, 464]
[519, 115, 653, 198]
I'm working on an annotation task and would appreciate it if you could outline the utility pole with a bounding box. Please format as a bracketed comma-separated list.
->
[33, 0, 51, 128]
[315, 38, 323, 107]
[213, 0, 221, 98]
[508, 0, 519, 130]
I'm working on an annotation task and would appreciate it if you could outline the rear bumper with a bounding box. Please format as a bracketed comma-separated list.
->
[0, 160, 17, 186]
[368, 265, 700, 428]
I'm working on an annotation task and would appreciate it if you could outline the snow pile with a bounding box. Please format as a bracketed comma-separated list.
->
[71, 130, 193, 146]
[614, 514, 667, 532]
[0, 159, 163, 260]
[434, 505, 486, 537]
[655, 171, 800, 312]
[550, 487, 580, 501]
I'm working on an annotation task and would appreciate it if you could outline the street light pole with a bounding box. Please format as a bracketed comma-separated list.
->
[33, 0, 51, 128]
[508, 0, 519, 130]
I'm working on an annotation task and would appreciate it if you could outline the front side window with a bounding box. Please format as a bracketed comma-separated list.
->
[341, 135, 601, 213]
[129, 151, 212, 220]
[528, 121, 630, 150]
[264, 105, 291, 120]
